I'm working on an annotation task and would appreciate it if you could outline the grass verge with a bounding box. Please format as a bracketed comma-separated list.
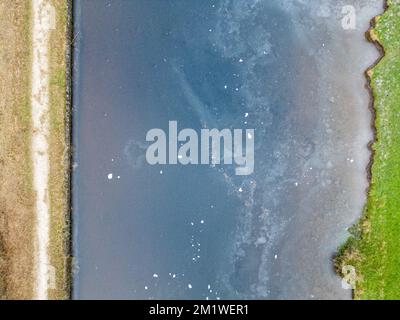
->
[335, 0, 400, 299]
[47, 0, 71, 300]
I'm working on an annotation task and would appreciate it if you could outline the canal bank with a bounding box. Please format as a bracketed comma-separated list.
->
[45, 0, 72, 300]
[0, 0, 70, 299]
[336, 0, 400, 299]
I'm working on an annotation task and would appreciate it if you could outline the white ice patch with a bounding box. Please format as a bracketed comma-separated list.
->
[255, 237, 267, 245]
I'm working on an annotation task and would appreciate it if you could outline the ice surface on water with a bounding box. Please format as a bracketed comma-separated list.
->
[175, 0, 380, 298]
[148, 0, 373, 297]
[195, 0, 297, 298]
[74, 0, 382, 299]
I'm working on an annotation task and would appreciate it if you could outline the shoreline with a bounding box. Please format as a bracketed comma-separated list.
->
[364, 0, 387, 185]
[334, 0, 387, 296]
[336, 0, 400, 299]
[64, 0, 73, 301]
[45, 0, 71, 299]
[337, 0, 387, 298]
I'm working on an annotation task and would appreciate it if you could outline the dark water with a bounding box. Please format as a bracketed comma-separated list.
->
[73, 0, 381, 299]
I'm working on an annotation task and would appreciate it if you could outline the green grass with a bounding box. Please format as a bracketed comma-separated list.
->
[336, 0, 400, 299]
[47, 0, 71, 300]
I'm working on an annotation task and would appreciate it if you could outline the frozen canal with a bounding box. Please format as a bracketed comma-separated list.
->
[72, 0, 383, 299]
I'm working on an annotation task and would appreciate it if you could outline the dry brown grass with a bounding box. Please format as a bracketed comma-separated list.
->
[0, 0, 35, 299]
